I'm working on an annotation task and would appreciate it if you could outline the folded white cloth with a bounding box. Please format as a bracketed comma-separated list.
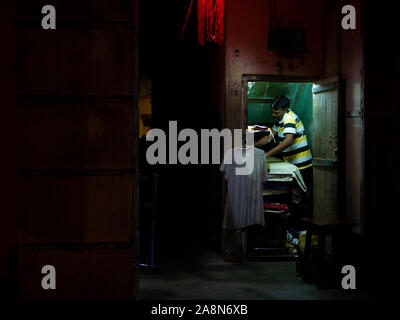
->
[267, 161, 307, 192]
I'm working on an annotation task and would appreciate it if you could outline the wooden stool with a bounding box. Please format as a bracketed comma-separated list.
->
[298, 217, 356, 289]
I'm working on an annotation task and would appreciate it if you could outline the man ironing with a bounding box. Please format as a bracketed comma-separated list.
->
[255, 96, 313, 210]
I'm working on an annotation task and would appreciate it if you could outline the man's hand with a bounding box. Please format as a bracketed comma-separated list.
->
[265, 133, 294, 159]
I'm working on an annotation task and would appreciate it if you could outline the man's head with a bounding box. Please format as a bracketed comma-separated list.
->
[271, 96, 290, 122]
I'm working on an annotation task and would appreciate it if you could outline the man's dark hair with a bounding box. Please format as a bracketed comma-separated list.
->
[271, 96, 290, 110]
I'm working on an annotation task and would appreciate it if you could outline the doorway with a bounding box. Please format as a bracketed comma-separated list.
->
[242, 75, 344, 222]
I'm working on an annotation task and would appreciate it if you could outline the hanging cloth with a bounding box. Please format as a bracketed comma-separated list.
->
[180, 0, 195, 40]
[197, 0, 206, 45]
[204, 0, 225, 45]
[181, 0, 224, 45]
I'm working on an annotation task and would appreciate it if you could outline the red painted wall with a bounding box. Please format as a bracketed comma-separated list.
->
[224, 0, 324, 129]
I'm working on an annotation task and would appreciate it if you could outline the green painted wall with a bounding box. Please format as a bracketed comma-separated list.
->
[247, 82, 313, 153]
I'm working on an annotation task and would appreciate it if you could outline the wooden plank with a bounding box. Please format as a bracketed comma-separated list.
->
[17, 95, 135, 103]
[18, 245, 134, 300]
[18, 175, 134, 243]
[17, 101, 134, 170]
[312, 158, 336, 167]
[17, 0, 136, 23]
[313, 80, 339, 219]
[263, 189, 289, 196]
[16, 28, 135, 95]
[16, 0, 140, 299]
[313, 166, 337, 219]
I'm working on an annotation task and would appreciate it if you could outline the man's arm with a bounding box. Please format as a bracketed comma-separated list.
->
[254, 135, 270, 147]
[265, 133, 294, 158]
[254, 130, 277, 147]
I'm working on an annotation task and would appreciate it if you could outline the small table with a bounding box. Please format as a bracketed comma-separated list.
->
[298, 217, 356, 289]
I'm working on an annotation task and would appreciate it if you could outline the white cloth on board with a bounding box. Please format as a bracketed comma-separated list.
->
[267, 161, 307, 192]
[220, 147, 267, 229]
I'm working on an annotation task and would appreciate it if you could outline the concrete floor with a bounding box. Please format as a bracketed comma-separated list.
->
[138, 245, 374, 300]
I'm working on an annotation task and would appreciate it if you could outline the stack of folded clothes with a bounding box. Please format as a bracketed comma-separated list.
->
[263, 202, 289, 214]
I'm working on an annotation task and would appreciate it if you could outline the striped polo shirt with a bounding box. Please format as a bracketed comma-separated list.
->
[272, 110, 312, 170]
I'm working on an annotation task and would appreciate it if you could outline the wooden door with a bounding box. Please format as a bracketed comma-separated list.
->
[312, 77, 341, 219]
[17, 0, 139, 300]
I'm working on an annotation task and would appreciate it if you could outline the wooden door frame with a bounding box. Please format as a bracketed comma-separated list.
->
[311, 76, 346, 219]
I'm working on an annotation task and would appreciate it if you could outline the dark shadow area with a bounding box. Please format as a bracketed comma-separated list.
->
[139, 0, 222, 261]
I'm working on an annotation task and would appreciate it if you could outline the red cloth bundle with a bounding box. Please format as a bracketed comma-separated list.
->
[197, 0, 225, 45]
[264, 203, 289, 211]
